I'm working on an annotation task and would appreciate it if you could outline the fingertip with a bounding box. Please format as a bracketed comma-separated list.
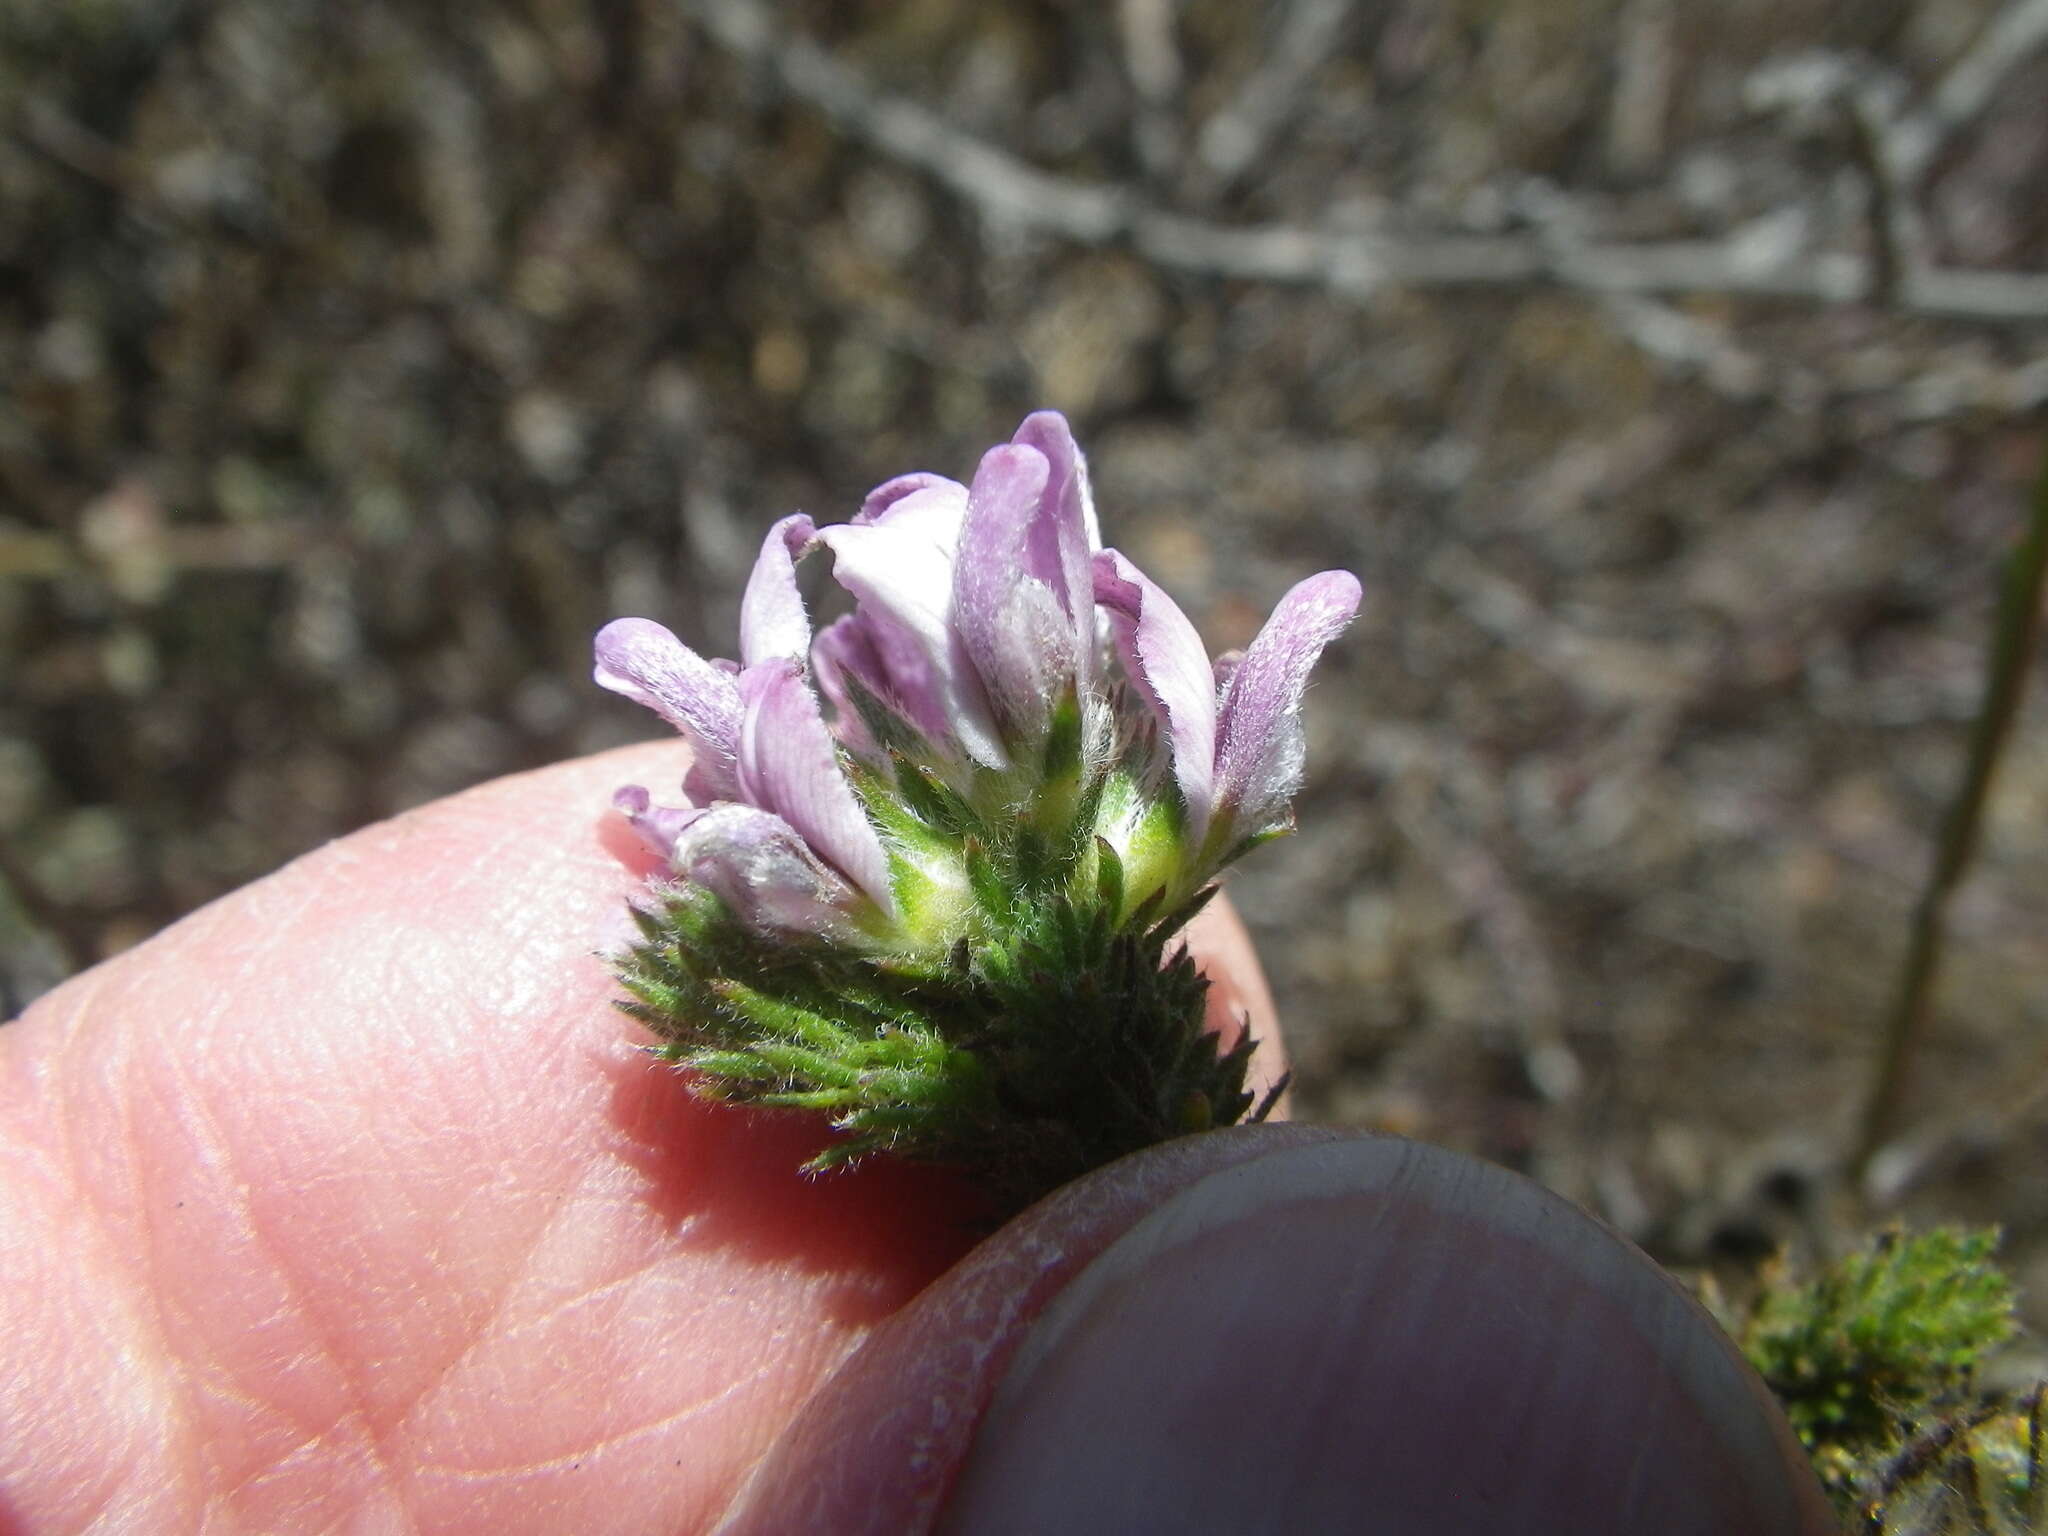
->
[721, 1129, 1833, 1536]
[713, 1128, 1345, 1535]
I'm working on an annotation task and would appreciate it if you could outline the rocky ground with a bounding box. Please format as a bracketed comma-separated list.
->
[5, 0, 2048, 1336]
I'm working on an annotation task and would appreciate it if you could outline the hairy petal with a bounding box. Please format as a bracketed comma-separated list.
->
[738, 514, 817, 667]
[735, 659, 895, 913]
[611, 785, 707, 865]
[815, 478, 1008, 770]
[1009, 411, 1100, 694]
[955, 443, 1075, 744]
[1212, 571, 1363, 838]
[1093, 549, 1218, 836]
[671, 803, 869, 941]
[593, 618, 743, 800]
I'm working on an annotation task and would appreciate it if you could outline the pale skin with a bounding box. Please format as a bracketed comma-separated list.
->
[0, 743, 1284, 1535]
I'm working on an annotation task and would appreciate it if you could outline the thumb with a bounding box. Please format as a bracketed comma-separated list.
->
[718, 1126, 1834, 1536]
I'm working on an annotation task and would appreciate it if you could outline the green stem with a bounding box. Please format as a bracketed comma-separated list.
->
[1853, 449, 2048, 1184]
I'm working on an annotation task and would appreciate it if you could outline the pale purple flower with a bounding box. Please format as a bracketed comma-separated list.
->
[1094, 557, 1362, 850]
[595, 509, 894, 929]
[595, 410, 1359, 943]
[668, 801, 871, 944]
[954, 415, 1101, 741]
[593, 616, 744, 804]
[808, 472, 1007, 768]
[610, 784, 701, 862]
[808, 411, 1106, 777]
[1094, 550, 1219, 836]
[736, 513, 816, 666]
[1212, 570, 1364, 841]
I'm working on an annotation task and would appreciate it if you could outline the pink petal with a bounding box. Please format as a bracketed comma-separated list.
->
[809, 614, 882, 758]
[859, 471, 959, 525]
[814, 612, 940, 761]
[1009, 411, 1101, 694]
[955, 443, 1076, 743]
[815, 477, 1009, 770]
[611, 784, 708, 864]
[735, 659, 895, 913]
[1093, 549, 1218, 836]
[1212, 571, 1362, 838]
[593, 617, 743, 800]
[738, 514, 816, 667]
[672, 803, 868, 942]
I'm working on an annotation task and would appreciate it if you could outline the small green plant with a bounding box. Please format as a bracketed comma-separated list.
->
[1746, 1227, 2014, 1451]
[1731, 1226, 2040, 1532]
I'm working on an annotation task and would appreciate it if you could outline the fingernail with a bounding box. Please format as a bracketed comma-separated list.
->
[937, 1137, 1831, 1536]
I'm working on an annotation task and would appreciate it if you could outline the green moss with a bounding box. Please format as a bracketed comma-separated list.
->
[1745, 1227, 2014, 1451]
[1736, 1226, 2039, 1531]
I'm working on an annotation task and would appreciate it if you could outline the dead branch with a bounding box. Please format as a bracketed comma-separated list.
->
[681, 0, 2048, 324]
[1190, 0, 1357, 198]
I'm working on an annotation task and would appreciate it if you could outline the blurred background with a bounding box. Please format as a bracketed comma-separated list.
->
[3, 0, 2046, 1310]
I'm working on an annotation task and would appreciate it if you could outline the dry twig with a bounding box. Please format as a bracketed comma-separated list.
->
[681, 0, 2048, 323]
[1855, 451, 2048, 1190]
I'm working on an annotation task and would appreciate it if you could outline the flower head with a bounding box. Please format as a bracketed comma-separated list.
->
[596, 411, 1358, 1206]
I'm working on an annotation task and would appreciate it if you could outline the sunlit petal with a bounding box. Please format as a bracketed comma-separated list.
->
[592, 617, 742, 799]
[1093, 549, 1218, 836]
[736, 658, 895, 912]
[1212, 570, 1363, 839]
[738, 513, 816, 667]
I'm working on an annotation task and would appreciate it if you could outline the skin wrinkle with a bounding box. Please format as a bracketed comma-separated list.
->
[65, 980, 212, 1520]
[10, 1013, 243, 1531]
[146, 1039, 413, 1527]
[253, 928, 551, 1522]
[409, 1153, 674, 1407]
[206, 1414, 408, 1525]
[0, 1044, 168, 1530]
[417, 1354, 785, 1484]
[459, 1246, 667, 1352]
[288, 913, 613, 1421]
[208, 1100, 605, 1517]
[408, 1109, 731, 1489]
[337, 1110, 622, 1501]
[382, 1048, 827, 1508]
[18, 1056, 184, 1531]
[212, 1452, 419, 1536]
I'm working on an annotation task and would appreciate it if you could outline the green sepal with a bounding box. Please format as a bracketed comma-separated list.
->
[609, 675, 1274, 1214]
[612, 860, 1271, 1214]
[1093, 836, 1126, 917]
[962, 837, 1012, 924]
